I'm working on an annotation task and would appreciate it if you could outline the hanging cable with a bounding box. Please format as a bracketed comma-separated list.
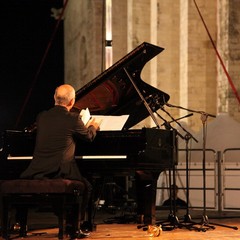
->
[15, 0, 69, 128]
[193, 0, 240, 105]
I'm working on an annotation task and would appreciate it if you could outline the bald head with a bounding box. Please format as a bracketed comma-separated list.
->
[54, 84, 75, 110]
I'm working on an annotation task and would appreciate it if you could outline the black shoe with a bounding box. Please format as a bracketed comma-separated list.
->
[80, 221, 92, 232]
[70, 229, 90, 239]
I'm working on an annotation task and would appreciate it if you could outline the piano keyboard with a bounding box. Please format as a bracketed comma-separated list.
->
[7, 155, 127, 160]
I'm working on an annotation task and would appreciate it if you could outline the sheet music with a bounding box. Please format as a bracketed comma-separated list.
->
[79, 108, 91, 125]
[92, 115, 129, 131]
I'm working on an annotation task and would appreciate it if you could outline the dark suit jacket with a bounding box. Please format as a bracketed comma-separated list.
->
[20, 105, 97, 180]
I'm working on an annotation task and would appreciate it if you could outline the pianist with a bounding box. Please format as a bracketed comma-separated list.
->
[20, 84, 100, 239]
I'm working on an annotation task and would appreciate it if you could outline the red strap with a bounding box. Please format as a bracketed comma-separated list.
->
[193, 0, 240, 105]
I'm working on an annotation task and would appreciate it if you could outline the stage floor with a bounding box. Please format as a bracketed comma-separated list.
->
[1, 209, 240, 240]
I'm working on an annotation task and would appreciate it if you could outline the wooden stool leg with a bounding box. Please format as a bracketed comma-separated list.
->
[57, 196, 65, 240]
[2, 196, 10, 240]
[58, 195, 81, 239]
[17, 205, 28, 237]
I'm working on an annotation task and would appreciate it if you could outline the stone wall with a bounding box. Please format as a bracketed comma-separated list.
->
[64, 0, 240, 131]
[180, 0, 217, 130]
[217, 0, 240, 120]
[64, 0, 103, 90]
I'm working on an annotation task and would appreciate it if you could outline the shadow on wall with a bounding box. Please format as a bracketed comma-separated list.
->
[176, 113, 240, 163]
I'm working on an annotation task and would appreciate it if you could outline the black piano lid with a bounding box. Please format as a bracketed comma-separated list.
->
[73, 42, 170, 130]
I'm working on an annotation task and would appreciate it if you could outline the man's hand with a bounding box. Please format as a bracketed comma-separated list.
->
[87, 118, 101, 131]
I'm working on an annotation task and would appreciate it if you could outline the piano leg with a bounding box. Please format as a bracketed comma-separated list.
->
[135, 170, 160, 225]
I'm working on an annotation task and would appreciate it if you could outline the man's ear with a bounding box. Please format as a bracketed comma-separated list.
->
[68, 98, 75, 108]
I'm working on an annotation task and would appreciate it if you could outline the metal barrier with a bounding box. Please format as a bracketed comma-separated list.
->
[157, 147, 240, 213]
[157, 148, 218, 210]
[222, 148, 240, 211]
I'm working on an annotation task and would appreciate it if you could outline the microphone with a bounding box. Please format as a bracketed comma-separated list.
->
[161, 113, 193, 126]
[165, 102, 174, 107]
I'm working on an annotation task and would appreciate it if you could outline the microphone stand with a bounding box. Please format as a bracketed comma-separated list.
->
[136, 111, 189, 231]
[153, 112, 183, 230]
[156, 108, 204, 231]
[165, 103, 238, 231]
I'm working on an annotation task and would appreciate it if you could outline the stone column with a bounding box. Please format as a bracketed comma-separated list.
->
[64, 0, 103, 89]
[179, 0, 217, 130]
[217, 0, 240, 120]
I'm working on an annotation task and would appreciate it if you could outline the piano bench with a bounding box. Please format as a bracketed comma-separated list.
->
[0, 179, 85, 240]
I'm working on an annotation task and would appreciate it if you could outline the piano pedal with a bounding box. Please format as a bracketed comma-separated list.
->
[95, 199, 105, 210]
[106, 205, 118, 214]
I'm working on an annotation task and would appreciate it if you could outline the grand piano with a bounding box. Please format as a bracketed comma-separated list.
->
[1, 42, 177, 224]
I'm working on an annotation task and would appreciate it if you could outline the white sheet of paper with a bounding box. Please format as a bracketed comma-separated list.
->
[79, 108, 91, 125]
[91, 115, 129, 131]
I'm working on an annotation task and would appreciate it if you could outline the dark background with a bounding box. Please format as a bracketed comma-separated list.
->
[0, 0, 64, 146]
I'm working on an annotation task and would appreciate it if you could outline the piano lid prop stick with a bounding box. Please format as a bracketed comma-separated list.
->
[123, 67, 160, 129]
